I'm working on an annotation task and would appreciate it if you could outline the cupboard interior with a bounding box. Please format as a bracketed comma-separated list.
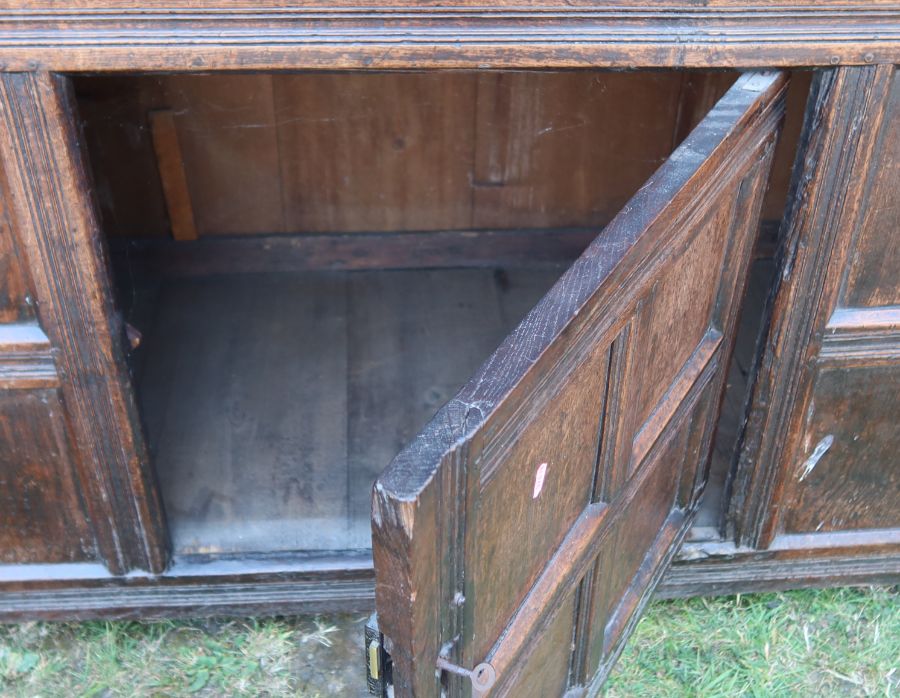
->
[73, 69, 808, 558]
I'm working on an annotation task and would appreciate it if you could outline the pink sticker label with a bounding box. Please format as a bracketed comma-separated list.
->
[533, 462, 548, 499]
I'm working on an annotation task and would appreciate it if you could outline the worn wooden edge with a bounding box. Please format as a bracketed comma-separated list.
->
[0, 5, 897, 70]
[729, 65, 895, 549]
[820, 305, 900, 362]
[631, 330, 722, 467]
[0, 579, 376, 622]
[371, 71, 787, 697]
[0, 551, 377, 620]
[827, 305, 900, 332]
[0, 322, 58, 388]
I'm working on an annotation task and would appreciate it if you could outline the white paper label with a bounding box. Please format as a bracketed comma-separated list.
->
[533, 462, 548, 499]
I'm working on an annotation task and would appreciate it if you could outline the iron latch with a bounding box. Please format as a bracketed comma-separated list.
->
[436, 657, 497, 697]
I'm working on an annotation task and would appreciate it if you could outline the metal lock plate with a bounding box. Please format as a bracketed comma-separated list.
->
[365, 614, 392, 697]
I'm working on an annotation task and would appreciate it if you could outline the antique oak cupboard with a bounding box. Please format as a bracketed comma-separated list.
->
[0, 3, 898, 696]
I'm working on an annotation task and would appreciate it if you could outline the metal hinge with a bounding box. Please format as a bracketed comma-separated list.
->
[365, 614, 393, 697]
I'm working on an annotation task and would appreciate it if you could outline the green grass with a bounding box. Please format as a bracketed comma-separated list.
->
[607, 587, 898, 697]
[0, 587, 896, 697]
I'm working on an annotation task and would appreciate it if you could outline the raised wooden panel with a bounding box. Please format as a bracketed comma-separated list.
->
[472, 340, 609, 660]
[590, 411, 691, 665]
[0, 275, 93, 564]
[843, 68, 900, 308]
[373, 73, 786, 697]
[782, 363, 900, 534]
[494, 592, 577, 698]
[618, 198, 732, 467]
[0, 150, 93, 564]
[0, 389, 96, 563]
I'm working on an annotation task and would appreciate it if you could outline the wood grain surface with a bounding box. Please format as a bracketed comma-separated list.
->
[372, 71, 786, 697]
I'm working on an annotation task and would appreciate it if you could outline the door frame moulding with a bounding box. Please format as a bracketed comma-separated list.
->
[0, 4, 898, 71]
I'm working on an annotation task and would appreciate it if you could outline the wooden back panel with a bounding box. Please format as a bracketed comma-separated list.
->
[73, 70, 802, 240]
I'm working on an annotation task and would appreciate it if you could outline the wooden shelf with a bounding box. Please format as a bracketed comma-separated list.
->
[133, 266, 562, 555]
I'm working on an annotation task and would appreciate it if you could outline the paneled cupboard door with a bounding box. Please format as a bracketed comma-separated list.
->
[0, 73, 168, 575]
[734, 65, 900, 553]
[372, 72, 788, 697]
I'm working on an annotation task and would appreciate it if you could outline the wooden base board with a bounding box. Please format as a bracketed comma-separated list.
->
[110, 228, 598, 277]
[110, 222, 780, 279]
[0, 553, 376, 622]
[659, 544, 900, 599]
[1, 546, 896, 621]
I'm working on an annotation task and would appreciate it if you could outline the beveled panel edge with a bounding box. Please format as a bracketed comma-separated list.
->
[630, 329, 722, 469]
[0, 321, 58, 388]
[821, 305, 900, 361]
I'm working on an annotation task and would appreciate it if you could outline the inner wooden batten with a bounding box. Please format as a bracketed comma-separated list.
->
[77, 69, 807, 559]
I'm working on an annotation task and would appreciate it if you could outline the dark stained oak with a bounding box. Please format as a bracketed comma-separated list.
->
[0, 208, 32, 323]
[0, 388, 96, 564]
[0, 72, 169, 574]
[0, 9, 894, 689]
[372, 72, 787, 697]
[731, 65, 900, 558]
[843, 69, 900, 308]
[0, 6, 894, 688]
[782, 364, 900, 534]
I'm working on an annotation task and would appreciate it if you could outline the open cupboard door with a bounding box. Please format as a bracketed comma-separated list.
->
[371, 72, 787, 697]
